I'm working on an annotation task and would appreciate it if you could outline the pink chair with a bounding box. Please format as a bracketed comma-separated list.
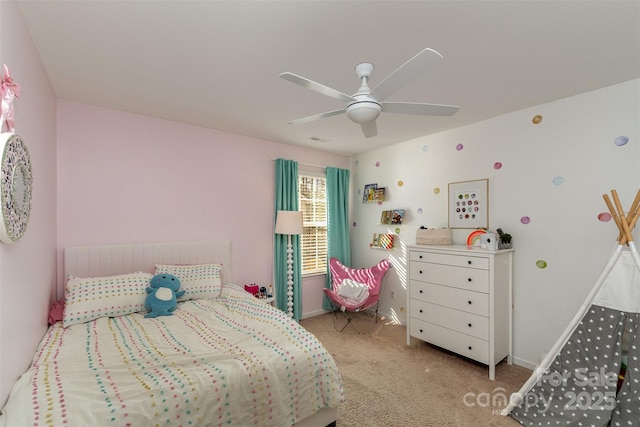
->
[324, 257, 391, 333]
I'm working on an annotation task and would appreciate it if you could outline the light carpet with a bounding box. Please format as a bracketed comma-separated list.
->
[300, 312, 532, 427]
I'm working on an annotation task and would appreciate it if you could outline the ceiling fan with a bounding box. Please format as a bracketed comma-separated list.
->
[279, 48, 459, 138]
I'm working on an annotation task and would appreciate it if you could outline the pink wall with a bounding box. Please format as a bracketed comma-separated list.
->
[0, 1, 58, 405]
[57, 100, 349, 313]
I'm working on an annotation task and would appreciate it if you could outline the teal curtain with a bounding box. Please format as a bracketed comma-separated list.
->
[274, 159, 302, 320]
[324, 167, 351, 310]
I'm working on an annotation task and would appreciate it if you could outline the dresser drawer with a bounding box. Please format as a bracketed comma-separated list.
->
[410, 319, 489, 364]
[410, 251, 489, 270]
[410, 262, 489, 293]
[410, 300, 489, 340]
[410, 282, 489, 316]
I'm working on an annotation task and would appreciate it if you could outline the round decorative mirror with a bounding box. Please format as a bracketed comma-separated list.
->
[0, 133, 33, 243]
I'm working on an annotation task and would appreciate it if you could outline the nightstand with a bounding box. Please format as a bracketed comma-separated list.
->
[261, 296, 276, 306]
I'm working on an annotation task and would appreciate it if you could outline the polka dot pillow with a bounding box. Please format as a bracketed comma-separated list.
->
[63, 272, 153, 327]
[154, 263, 223, 301]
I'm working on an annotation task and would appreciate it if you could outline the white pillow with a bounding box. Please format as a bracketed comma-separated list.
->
[154, 263, 222, 300]
[63, 272, 153, 327]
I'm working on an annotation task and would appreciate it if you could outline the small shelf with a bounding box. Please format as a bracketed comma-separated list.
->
[362, 184, 385, 203]
[370, 245, 396, 251]
[370, 233, 397, 250]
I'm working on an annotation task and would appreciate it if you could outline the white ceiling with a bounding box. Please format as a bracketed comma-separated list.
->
[17, 0, 640, 155]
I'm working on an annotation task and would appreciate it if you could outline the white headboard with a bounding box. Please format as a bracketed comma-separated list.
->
[64, 240, 232, 284]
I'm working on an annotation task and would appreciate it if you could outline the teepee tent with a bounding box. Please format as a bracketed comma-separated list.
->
[503, 190, 640, 426]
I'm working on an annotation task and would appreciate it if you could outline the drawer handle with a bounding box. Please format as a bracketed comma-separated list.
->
[468, 323, 472, 328]
[419, 255, 423, 259]
[419, 270, 423, 274]
[467, 278, 472, 282]
[468, 260, 472, 265]
[468, 346, 473, 351]
[468, 300, 472, 305]
[420, 290, 424, 294]
[419, 329, 423, 333]
[419, 309, 423, 313]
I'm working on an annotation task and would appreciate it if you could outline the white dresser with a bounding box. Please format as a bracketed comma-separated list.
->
[407, 244, 513, 379]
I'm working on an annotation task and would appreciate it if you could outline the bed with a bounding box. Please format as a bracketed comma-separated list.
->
[0, 240, 343, 427]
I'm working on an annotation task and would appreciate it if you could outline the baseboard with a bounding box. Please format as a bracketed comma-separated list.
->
[510, 357, 536, 371]
[301, 309, 330, 320]
[300, 308, 407, 323]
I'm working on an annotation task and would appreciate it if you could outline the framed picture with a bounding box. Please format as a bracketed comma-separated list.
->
[374, 187, 385, 202]
[448, 179, 489, 229]
[391, 209, 405, 224]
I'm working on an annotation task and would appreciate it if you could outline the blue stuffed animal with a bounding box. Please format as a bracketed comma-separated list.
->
[144, 273, 185, 318]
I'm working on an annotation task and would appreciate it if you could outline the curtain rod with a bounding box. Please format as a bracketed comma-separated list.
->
[272, 158, 327, 170]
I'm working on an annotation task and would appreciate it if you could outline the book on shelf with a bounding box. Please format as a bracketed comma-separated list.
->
[380, 209, 404, 225]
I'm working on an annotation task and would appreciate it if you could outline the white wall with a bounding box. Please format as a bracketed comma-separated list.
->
[0, 0, 58, 404]
[350, 79, 640, 369]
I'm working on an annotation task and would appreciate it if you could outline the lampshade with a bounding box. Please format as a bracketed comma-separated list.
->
[275, 210, 303, 235]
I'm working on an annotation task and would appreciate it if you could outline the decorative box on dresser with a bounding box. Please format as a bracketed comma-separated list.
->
[407, 244, 514, 380]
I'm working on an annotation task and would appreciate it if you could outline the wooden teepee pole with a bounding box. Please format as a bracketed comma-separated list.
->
[626, 189, 640, 236]
[603, 189, 639, 245]
[603, 193, 623, 242]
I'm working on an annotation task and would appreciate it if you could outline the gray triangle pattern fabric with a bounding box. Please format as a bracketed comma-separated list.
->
[610, 313, 639, 426]
[510, 305, 625, 426]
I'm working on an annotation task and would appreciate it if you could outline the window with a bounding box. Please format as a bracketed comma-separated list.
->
[299, 174, 327, 275]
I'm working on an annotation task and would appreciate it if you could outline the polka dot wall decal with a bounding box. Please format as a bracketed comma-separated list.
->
[357, 189, 362, 195]
[375, 161, 380, 167]
[352, 221, 357, 227]
[532, 115, 543, 124]
[422, 145, 429, 152]
[397, 180, 404, 187]
[417, 208, 423, 214]
[434, 187, 440, 194]
[456, 143, 464, 151]
[552, 176, 564, 186]
[598, 212, 612, 222]
[493, 162, 502, 170]
[520, 216, 531, 224]
[614, 136, 629, 147]
[536, 260, 548, 269]
[395, 227, 401, 234]
[355, 160, 359, 166]
[378, 200, 383, 206]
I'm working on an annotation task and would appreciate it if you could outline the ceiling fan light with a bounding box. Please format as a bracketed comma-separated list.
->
[346, 101, 382, 124]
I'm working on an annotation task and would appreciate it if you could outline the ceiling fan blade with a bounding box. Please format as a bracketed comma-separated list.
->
[361, 120, 377, 138]
[369, 48, 443, 102]
[287, 109, 345, 125]
[382, 102, 459, 116]
[279, 72, 355, 103]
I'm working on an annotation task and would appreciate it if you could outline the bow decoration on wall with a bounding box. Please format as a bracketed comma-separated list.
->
[1, 64, 21, 134]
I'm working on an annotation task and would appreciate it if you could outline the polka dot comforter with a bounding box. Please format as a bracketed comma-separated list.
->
[0, 284, 344, 427]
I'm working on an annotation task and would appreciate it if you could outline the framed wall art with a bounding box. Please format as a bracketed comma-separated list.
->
[0, 133, 33, 243]
[448, 179, 488, 229]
